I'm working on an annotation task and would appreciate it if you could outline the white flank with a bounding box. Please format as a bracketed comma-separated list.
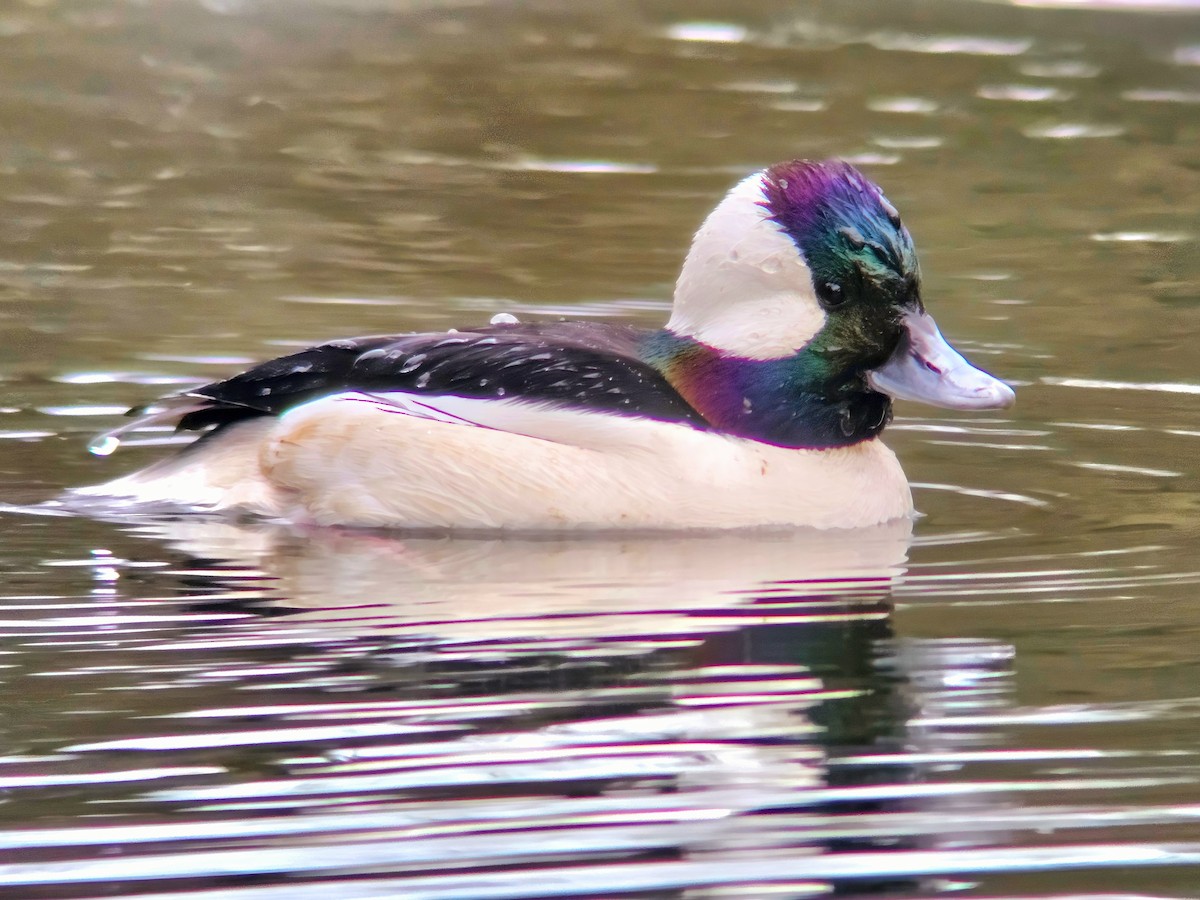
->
[71, 419, 279, 512]
[669, 171, 827, 360]
[78, 392, 914, 531]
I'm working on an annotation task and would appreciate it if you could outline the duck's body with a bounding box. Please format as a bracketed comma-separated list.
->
[81, 371, 912, 531]
[71, 160, 1013, 530]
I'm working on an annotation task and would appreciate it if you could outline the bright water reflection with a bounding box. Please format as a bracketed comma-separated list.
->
[2, 0, 1200, 896]
[2, 518, 1200, 897]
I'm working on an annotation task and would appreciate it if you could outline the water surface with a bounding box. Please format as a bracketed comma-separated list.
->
[2, 0, 1200, 896]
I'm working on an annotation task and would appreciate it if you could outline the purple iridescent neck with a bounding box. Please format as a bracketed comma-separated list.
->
[641, 331, 891, 450]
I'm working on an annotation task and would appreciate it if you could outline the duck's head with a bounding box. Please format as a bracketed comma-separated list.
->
[664, 160, 1013, 430]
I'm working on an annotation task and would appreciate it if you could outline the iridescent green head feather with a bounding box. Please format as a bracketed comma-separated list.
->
[760, 159, 922, 375]
[761, 159, 920, 312]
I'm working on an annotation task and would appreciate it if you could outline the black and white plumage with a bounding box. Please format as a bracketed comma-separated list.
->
[171, 322, 708, 436]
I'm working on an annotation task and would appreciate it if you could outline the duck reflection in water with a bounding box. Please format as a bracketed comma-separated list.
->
[110, 517, 1017, 897]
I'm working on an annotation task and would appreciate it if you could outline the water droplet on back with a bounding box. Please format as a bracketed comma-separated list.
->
[490, 313, 520, 325]
[88, 434, 121, 457]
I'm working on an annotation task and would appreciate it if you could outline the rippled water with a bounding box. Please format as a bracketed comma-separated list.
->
[2, 0, 1200, 896]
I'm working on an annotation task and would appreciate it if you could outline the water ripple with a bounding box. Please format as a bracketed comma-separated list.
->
[663, 22, 749, 44]
[1024, 121, 1125, 139]
[3, 0, 1200, 896]
[1043, 376, 1200, 395]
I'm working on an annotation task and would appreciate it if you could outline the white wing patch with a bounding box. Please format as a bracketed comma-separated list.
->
[336, 392, 501, 429]
[328, 391, 671, 452]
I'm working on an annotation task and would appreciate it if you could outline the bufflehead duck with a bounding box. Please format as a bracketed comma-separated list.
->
[72, 159, 1014, 530]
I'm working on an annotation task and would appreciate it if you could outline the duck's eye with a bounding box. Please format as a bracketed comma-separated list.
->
[818, 282, 848, 310]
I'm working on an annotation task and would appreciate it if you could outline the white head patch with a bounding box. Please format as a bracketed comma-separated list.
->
[667, 172, 826, 360]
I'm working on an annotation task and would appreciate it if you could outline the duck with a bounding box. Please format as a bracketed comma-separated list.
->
[70, 159, 1014, 531]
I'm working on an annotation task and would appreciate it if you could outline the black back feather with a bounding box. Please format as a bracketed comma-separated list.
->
[176, 322, 707, 433]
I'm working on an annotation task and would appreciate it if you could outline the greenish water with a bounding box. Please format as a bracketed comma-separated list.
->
[2, 0, 1200, 897]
